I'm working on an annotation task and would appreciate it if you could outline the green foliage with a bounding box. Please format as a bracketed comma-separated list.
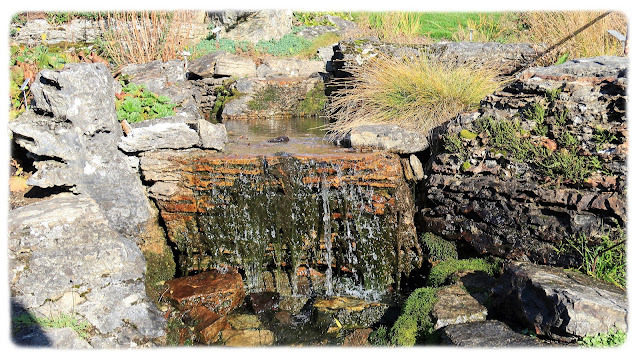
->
[555, 52, 570, 65]
[474, 116, 602, 184]
[115, 81, 177, 123]
[443, 133, 463, 153]
[562, 230, 626, 288]
[421, 232, 458, 262]
[525, 103, 549, 137]
[193, 38, 251, 57]
[13, 312, 91, 339]
[579, 328, 626, 347]
[460, 161, 472, 171]
[428, 257, 501, 287]
[210, 83, 240, 120]
[368, 326, 390, 346]
[254, 33, 313, 57]
[389, 287, 440, 346]
[11, 45, 68, 69]
[593, 127, 618, 144]
[293, 11, 354, 27]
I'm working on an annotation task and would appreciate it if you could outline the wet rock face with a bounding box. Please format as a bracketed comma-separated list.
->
[492, 261, 627, 341]
[140, 148, 421, 296]
[441, 320, 542, 347]
[419, 56, 627, 265]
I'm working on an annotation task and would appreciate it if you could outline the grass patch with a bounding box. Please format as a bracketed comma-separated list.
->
[12, 312, 92, 340]
[560, 230, 626, 288]
[247, 85, 282, 111]
[428, 257, 502, 287]
[325, 54, 500, 140]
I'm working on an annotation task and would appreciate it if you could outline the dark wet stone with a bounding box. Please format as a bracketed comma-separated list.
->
[441, 320, 542, 347]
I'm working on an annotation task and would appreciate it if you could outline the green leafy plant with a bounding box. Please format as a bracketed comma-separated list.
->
[579, 328, 626, 347]
[247, 86, 282, 111]
[428, 257, 502, 287]
[115, 81, 177, 123]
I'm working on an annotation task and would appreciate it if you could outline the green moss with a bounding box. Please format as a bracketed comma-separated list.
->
[12, 312, 91, 340]
[296, 82, 327, 116]
[459, 129, 477, 140]
[428, 257, 501, 287]
[248, 86, 282, 111]
[143, 249, 176, 303]
[421, 232, 458, 262]
[368, 326, 390, 346]
[460, 161, 472, 171]
[389, 287, 439, 346]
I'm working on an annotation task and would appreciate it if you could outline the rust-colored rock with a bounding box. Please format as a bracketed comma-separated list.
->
[162, 270, 245, 315]
[342, 328, 373, 346]
[221, 329, 275, 346]
[187, 306, 228, 344]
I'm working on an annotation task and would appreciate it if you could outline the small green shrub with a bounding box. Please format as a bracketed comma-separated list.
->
[579, 328, 626, 347]
[389, 287, 440, 346]
[443, 133, 463, 153]
[428, 257, 501, 287]
[115, 82, 177, 123]
[421, 232, 458, 262]
[525, 103, 549, 137]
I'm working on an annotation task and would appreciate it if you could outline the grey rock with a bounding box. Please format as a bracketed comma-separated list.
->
[323, 15, 357, 31]
[212, 10, 293, 43]
[13, 326, 92, 349]
[349, 124, 429, 154]
[432, 285, 487, 330]
[256, 58, 326, 78]
[120, 60, 186, 92]
[215, 52, 257, 78]
[9, 63, 151, 236]
[296, 25, 339, 40]
[10, 18, 105, 46]
[198, 119, 227, 150]
[493, 261, 627, 340]
[409, 154, 424, 180]
[221, 97, 251, 117]
[118, 121, 200, 153]
[189, 51, 225, 78]
[441, 320, 542, 347]
[9, 193, 166, 340]
[522, 56, 628, 79]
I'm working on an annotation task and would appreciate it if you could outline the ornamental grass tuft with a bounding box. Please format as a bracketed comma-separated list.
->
[324, 54, 501, 141]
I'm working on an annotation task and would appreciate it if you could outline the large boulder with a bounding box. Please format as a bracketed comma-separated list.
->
[207, 10, 293, 43]
[9, 63, 151, 236]
[9, 193, 166, 344]
[492, 261, 627, 341]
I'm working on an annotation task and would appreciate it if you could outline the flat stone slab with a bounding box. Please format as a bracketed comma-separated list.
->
[118, 122, 200, 153]
[441, 320, 542, 347]
[313, 296, 388, 329]
[432, 284, 487, 330]
[221, 329, 275, 346]
[162, 270, 245, 315]
[349, 124, 429, 154]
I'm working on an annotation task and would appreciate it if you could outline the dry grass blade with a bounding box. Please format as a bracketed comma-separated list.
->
[325, 54, 502, 141]
[100, 10, 202, 69]
[522, 11, 627, 65]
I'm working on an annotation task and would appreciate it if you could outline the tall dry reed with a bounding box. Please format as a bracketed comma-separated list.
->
[99, 10, 203, 68]
[521, 11, 627, 64]
[325, 54, 501, 140]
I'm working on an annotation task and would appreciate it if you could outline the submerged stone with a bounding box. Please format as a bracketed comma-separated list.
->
[313, 296, 388, 330]
[162, 270, 245, 315]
